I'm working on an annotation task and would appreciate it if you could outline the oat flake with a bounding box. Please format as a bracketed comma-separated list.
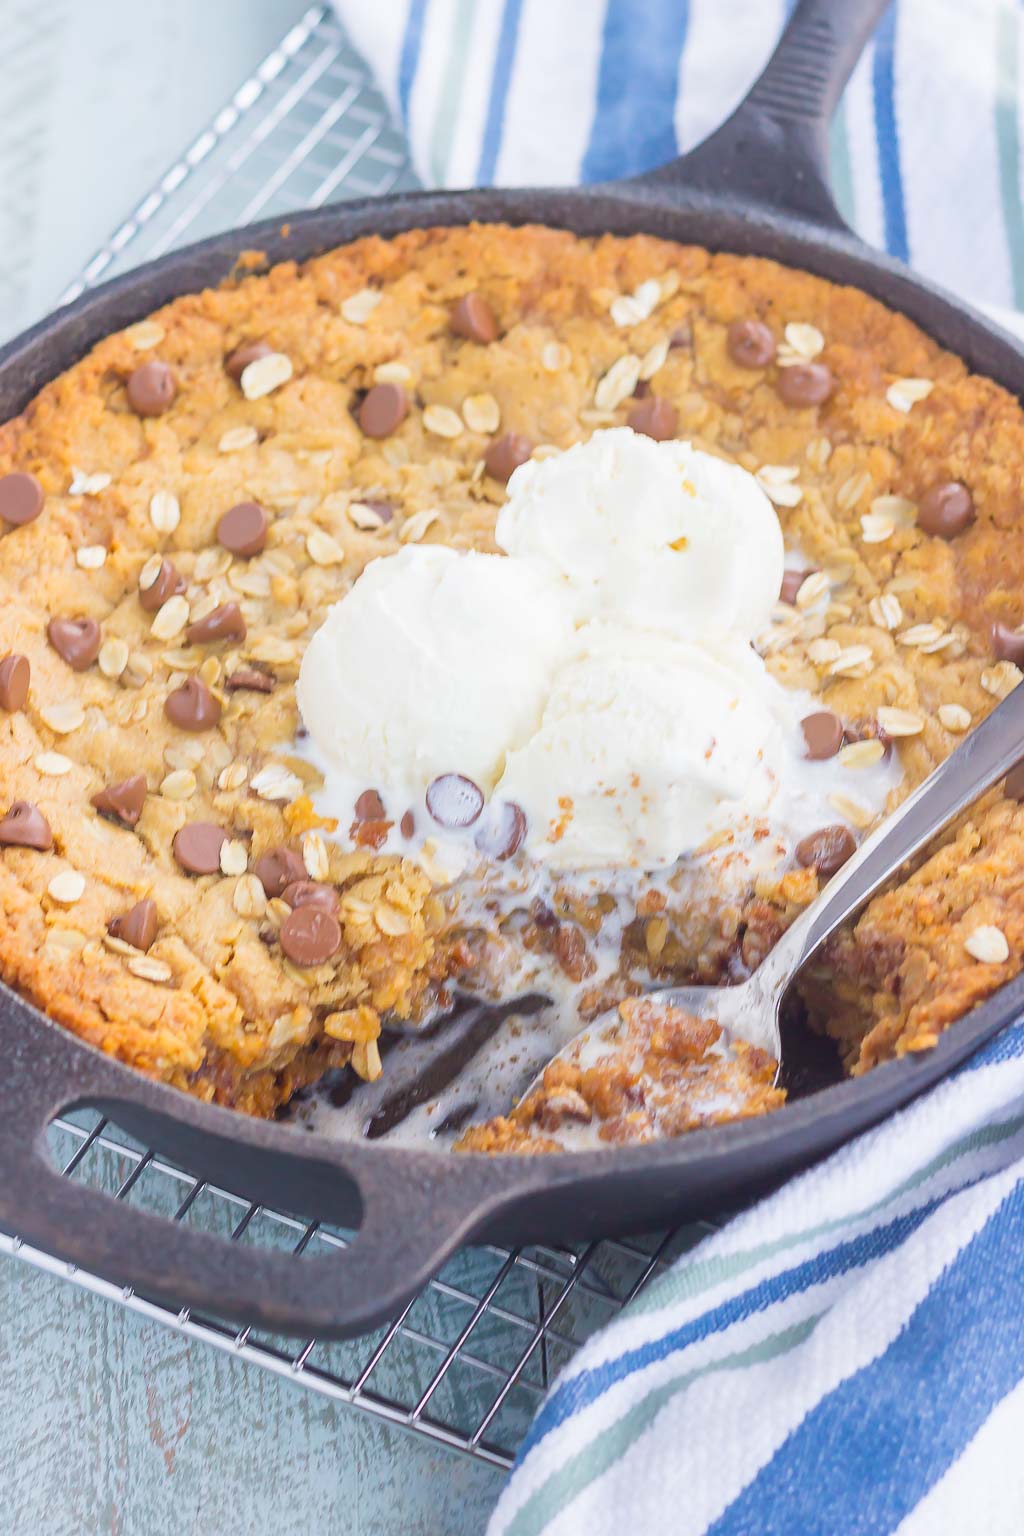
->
[422, 404, 464, 439]
[47, 870, 85, 905]
[886, 377, 934, 413]
[965, 925, 1009, 964]
[149, 490, 180, 533]
[240, 352, 292, 400]
[876, 706, 924, 737]
[938, 703, 971, 732]
[340, 288, 381, 325]
[218, 425, 259, 453]
[839, 739, 886, 769]
[594, 355, 641, 411]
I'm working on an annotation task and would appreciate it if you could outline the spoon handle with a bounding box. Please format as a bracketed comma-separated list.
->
[765, 680, 1024, 993]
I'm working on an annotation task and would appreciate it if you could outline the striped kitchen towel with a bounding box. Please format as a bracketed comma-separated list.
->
[331, 1, 1024, 1528]
[487, 1020, 1024, 1535]
[336, 0, 1024, 315]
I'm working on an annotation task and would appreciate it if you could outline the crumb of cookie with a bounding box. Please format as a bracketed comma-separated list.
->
[456, 997, 784, 1153]
[455, 1118, 566, 1155]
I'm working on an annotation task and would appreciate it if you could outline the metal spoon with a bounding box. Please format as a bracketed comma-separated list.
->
[527, 680, 1024, 1084]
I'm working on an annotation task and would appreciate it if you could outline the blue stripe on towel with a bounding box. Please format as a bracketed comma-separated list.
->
[521, 1194, 942, 1457]
[872, 1, 909, 260]
[477, 0, 527, 183]
[707, 1180, 1024, 1535]
[963, 1019, 1024, 1071]
[397, 0, 429, 118]
[581, 0, 690, 182]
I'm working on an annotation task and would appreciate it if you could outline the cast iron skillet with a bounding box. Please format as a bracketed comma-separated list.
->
[1, 0, 1021, 1339]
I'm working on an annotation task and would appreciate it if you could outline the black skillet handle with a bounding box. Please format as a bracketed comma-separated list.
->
[633, 0, 891, 231]
[0, 999, 509, 1339]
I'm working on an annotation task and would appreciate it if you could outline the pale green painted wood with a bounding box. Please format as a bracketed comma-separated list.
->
[0, 1255, 504, 1533]
[0, 0, 310, 335]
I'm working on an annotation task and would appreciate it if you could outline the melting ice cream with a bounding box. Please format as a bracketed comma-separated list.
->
[297, 429, 895, 870]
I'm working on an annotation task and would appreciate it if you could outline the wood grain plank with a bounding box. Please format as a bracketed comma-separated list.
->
[0, 1256, 504, 1534]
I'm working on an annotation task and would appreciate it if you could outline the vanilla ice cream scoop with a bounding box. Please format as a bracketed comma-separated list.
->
[496, 428, 784, 640]
[296, 430, 887, 874]
[496, 624, 793, 869]
[296, 545, 576, 797]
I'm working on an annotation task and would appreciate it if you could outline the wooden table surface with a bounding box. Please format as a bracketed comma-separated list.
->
[0, 2, 506, 1527]
[1, 1245, 506, 1532]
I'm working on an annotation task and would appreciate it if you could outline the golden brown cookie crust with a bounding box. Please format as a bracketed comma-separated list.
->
[1, 222, 1023, 1116]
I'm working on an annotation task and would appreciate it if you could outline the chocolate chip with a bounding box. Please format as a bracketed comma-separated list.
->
[801, 711, 844, 760]
[91, 774, 147, 827]
[173, 822, 227, 875]
[426, 773, 484, 828]
[669, 323, 692, 350]
[627, 397, 678, 442]
[450, 293, 500, 344]
[281, 880, 339, 912]
[47, 616, 101, 671]
[186, 602, 246, 645]
[400, 810, 416, 838]
[217, 500, 267, 557]
[254, 846, 306, 898]
[354, 789, 386, 823]
[918, 481, 975, 540]
[0, 653, 29, 712]
[108, 898, 158, 952]
[796, 824, 856, 878]
[280, 906, 342, 967]
[484, 434, 533, 484]
[1005, 763, 1024, 801]
[0, 800, 52, 850]
[359, 383, 409, 439]
[0, 471, 44, 527]
[727, 319, 776, 369]
[777, 362, 833, 408]
[780, 568, 813, 605]
[139, 557, 186, 613]
[225, 666, 274, 694]
[474, 800, 527, 860]
[992, 623, 1024, 666]
[225, 340, 272, 382]
[165, 677, 221, 732]
[126, 360, 177, 417]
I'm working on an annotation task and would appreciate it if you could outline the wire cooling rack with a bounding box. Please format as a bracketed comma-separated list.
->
[2, 2, 722, 1470]
[58, 4, 418, 305]
[4, 1109, 715, 1469]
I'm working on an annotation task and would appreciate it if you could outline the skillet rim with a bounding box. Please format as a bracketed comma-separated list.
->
[0, 178, 1022, 1197]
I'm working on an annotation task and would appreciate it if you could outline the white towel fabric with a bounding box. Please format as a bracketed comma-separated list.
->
[337, 0, 1024, 317]
[487, 1025, 1024, 1535]
[331, 2, 1024, 1528]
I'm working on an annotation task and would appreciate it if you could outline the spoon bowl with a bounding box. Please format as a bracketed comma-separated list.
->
[518, 678, 1024, 1130]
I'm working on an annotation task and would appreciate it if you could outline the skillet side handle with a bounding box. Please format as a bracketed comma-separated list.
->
[0, 1108, 503, 1340]
[633, 0, 891, 231]
[0, 1005, 513, 1340]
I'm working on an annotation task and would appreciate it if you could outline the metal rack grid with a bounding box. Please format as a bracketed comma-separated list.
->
[4, 1109, 715, 1470]
[58, 4, 419, 306]
[3, 1, 723, 1470]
